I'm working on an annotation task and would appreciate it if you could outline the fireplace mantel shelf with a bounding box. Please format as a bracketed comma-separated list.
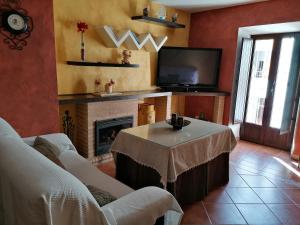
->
[58, 90, 172, 105]
[58, 90, 230, 105]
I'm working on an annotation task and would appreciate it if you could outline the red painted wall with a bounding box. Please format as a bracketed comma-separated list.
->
[187, 0, 300, 125]
[0, 0, 59, 137]
[185, 96, 214, 121]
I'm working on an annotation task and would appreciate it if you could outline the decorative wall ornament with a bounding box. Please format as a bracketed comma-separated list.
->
[62, 110, 75, 142]
[0, 0, 33, 50]
[98, 25, 168, 52]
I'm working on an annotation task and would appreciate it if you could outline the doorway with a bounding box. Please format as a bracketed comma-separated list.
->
[235, 33, 300, 150]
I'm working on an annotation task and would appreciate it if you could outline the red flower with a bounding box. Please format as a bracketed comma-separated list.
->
[107, 79, 115, 86]
[110, 79, 115, 85]
[95, 79, 101, 85]
[77, 22, 88, 33]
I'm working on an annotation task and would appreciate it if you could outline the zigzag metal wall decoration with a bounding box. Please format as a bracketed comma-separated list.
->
[97, 25, 168, 52]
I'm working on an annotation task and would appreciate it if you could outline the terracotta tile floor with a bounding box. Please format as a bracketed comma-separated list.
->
[98, 140, 300, 225]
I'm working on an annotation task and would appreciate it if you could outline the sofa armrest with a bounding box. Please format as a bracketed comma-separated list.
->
[58, 151, 133, 198]
[102, 186, 183, 225]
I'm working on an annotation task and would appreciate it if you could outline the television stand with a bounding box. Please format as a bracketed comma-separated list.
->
[160, 86, 224, 93]
[172, 91, 230, 124]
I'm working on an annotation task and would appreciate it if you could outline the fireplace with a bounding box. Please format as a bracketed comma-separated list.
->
[95, 116, 133, 156]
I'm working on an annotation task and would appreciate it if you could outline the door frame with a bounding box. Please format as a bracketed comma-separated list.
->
[240, 32, 300, 150]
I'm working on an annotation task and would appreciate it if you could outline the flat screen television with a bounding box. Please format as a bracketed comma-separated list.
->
[157, 47, 222, 90]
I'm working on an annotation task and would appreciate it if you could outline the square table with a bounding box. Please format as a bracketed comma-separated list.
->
[111, 117, 237, 204]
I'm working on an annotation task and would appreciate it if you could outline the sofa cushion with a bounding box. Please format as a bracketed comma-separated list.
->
[23, 133, 77, 154]
[33, 136, 65, 169]
[0, 117, 22, 140]
[87, 185, 116, 207]
[0, 136, 110, 225]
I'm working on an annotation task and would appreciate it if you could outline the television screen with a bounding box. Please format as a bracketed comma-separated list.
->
[157, 47, 222, 89]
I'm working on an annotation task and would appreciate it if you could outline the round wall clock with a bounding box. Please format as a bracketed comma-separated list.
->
[0, 2, 33, 50]
[2, 10, 28, 34]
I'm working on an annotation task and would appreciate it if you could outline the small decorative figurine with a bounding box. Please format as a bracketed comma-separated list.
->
[121, 50, 132, 64]
[95, 78, 101, 93]
[105, 79, 115, 94]
[77, 21, 88, 61]
[171, 13, 178, 22]
[143, 5, 150, 16]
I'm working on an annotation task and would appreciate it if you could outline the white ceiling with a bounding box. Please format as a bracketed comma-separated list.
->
[153, 0, 269, 13]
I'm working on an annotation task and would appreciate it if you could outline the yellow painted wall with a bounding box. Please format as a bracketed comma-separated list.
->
[53, 0, 190, 94]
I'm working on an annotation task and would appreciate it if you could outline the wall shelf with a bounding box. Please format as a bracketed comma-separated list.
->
[131, 15, 186, 29]
[97, 25, 168, 52]
[66, 61, 139, 68]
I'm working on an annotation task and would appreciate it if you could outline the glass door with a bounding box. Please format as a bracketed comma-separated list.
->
[240, 33, 300, 150]
[245, 39, 274, 125]
[269, 37, 295, 129]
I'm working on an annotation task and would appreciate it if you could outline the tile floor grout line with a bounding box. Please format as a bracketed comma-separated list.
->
[263, 172, 300, 203]
[232, 147, 300, 180]
[224, 184, 250, 225]
[240, 174, 271, 203]
[231, 163, 261, 175]
[231, 163, 289, 225]
[277, 188, 298, 205]
[201, 201, 213, 225]
[263, 201, 284, 225]
[232, 202, 250, 225]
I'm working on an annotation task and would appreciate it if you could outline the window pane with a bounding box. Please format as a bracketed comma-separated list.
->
[270, 37, 295, 129]
[245, 39, 274, 125]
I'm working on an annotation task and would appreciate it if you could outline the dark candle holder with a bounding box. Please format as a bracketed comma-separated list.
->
[166, 116, 191, 130]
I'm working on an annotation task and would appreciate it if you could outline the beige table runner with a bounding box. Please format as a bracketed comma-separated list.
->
[111, 117, 237, 187]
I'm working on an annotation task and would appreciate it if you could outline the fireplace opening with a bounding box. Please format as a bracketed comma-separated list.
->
[95, 116, 133, 156]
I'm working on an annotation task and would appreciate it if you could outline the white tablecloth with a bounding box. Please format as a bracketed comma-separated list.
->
[111, 117, 237, 187]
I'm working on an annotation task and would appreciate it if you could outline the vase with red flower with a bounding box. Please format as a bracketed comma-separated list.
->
[105, 79, 115, 94]
[77, 22, 88, 61]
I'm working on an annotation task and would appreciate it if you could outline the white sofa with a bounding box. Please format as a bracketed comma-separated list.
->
[0, 118, 183, 225]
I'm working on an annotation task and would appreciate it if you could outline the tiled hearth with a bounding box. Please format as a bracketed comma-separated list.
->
[76, 100, 138, 164]
[98, 140, 300, 225]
